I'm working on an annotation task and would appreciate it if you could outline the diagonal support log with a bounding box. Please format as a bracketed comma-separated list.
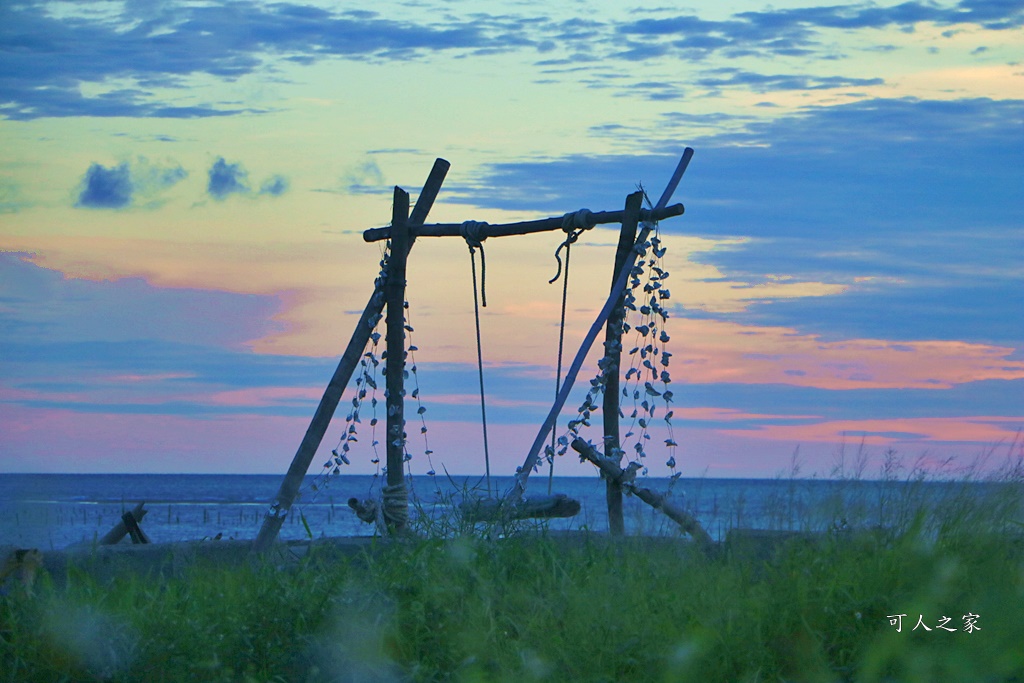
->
[252, 159, 450, 553]
[506, 148, 694, 505]
[571, 437, 713, 551]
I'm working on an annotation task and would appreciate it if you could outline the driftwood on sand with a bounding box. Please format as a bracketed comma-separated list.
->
[459, 494, 582, 523]
[99, 501, 150, 545]
[571, 437, 713, 551]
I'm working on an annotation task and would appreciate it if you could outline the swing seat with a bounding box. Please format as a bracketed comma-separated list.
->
[460, 493, 581, 523]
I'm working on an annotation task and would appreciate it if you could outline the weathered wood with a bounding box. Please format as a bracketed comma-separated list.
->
[347, 497, 379, 525]
[363, 204, 684, 242]
[122, 509, 151, 544]
[460, 494, 581, 522]
[384, 187, 411, 533]
[252, 158, 450, 553]
[604, 191, 643, 536]
[347, 497, 389, 536]
[507, 148, 694, 504]
[571, 437, 713, 550]
[99, 501, 149, 545]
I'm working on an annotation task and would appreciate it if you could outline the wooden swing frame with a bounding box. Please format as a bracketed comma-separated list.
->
[253, 149, 704, 553]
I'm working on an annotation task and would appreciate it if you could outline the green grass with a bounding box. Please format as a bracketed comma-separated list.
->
[3, 457, 1023, 682]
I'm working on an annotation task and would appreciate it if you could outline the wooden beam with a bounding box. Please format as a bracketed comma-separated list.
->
[252, 158, 449, 553]
[384, 187, 410, 533]
[603, 191, 643, 536]
[506, 148, 694, 504]
[571, 437, 712, 550]
[362, 204, 684, 242]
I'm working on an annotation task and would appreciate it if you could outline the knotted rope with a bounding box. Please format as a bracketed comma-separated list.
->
[382, 481, 409, 530]
[461, 220, 493, 496]
[548, 209, 593, 284]
[460, 221, 489, 307]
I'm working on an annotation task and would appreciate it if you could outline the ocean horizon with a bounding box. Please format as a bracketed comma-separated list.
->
[0, 472, 999, 550]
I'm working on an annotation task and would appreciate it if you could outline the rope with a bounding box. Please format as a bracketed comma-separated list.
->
[382, 481, 409, 529]
[543, 211, 591, 490]
[548, 209, 592, 284]
[460, 221, 488, 307]
[563, 208, 594, 231]
[462, 221, 493, 496]
[548, 233, 572, 494]
[459, 219, 489, 248]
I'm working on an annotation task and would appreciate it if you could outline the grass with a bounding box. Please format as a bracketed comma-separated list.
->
[2, 452, 1023, 682]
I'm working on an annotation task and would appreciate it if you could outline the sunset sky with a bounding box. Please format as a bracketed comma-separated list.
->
[1, 0, 1022, 481]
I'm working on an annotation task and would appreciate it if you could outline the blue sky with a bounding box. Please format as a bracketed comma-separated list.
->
[1, 0, 1022, 479]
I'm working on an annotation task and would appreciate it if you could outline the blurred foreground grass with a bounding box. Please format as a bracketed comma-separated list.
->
[2, 458, 1023, 682]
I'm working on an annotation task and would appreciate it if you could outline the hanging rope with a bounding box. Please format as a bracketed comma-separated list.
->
[545, 211, 591, 491]
[548, 235, 572, 494]
[460, 220, 488, 307]
[548, 208, 593, 284]
[462, 221, 493, 496]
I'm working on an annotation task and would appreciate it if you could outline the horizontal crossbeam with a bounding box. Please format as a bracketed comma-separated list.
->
[362, 203, 684, 243]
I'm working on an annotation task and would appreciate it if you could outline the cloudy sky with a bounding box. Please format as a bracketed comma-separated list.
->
[1, 0, 1022, 481]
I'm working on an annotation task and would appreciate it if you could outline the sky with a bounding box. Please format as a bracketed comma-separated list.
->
[1, 0, 1022, 482]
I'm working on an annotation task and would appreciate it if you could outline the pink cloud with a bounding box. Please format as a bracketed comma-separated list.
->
[0, 403, 543, 476]
[0, 376, 207, 408]
[5, 403, 1016, 481]
[672, 407, 821, 421]
[9, 236, 1022, 397]
[206, 386, 324, 408]
[424, 393, 550, 409]
[0, 405, 313, 473]
[666, 319, 1024, 389]
[719, 416, 1023, 446]
[107, 373, 197, 382]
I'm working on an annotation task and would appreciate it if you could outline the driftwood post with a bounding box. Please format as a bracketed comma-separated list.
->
[383, 187, 411, 532]
[603, 191, 643, 536]
[572, 437, 713, 551]
[252, 159, 449, 553]
[98, 501, 148, 545]
[506, 148, 694, 505]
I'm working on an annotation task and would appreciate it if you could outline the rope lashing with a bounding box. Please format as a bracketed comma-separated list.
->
[461, 220, 493, 496]
[382, 481, 409, 529]
[549, 208, 593, 284]
[460, 220, 489, 307]
[459, 219, 489, 248]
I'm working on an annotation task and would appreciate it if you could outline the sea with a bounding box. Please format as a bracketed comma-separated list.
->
[0, 473, 1003, 550]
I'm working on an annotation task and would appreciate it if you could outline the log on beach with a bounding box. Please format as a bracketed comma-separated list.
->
[460, 494, 582, 523]
[99, 501, 149, 545]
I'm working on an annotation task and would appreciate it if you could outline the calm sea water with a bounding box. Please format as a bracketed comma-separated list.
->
[0, 473, 994, 549]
